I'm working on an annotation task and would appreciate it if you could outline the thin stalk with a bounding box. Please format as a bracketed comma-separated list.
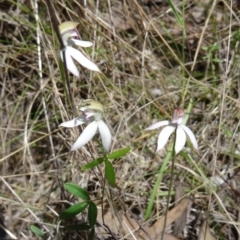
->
[144, 146, 173, 220]
[44, 0, 75, 114]
[161, 128, 176, 239]
[145, 100, 194, 220]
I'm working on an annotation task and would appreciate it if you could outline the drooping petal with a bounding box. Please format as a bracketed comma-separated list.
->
[61, 47, 80, 77]
[71, 121, 98, 151]
[70, 39, 93, 47]
[156, 125, 175, 152]
[181, 125, 198, 150]
[145, 120, 170, 131]
[59, 118, 85, 128]
[67, 46, 100, 72]
[97, 120, 111, 152]
[175, 126, 186, 154]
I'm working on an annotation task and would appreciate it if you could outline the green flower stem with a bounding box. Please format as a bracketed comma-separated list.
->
[161, 128, 176, 239]
[144, 100, 194, 221]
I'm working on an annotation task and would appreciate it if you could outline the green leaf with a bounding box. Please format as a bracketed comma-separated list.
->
[167, 0, 184, 27]
[60, 202, 89, 220]
[88, 201, 98, 227]
[88, 228, 95, 240]
[65, 223, 92, 231]
[105, 159, 115, 186]
[108, 147, 131, 159]
[30, 225, 44, 237]
[81, 158, 104, 171]
[64, 182, 90, 201]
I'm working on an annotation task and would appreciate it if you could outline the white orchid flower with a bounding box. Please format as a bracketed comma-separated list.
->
[145, 108, 198, 154]
[59, 21, 100, 77]
[59, 100, 111, 152]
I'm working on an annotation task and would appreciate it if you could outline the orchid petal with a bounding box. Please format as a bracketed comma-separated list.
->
[156, 125, 175, 152]
[181, 125, 198, 150]
[175, 126, 186, 154]
[71, 121, 98, 151]
[145, 120, 170, 130]
[61, 47, 80, 77]
[59, 118, 85, 128]
[70, 39, 93, 47]
[98, 120, 111, 152]
[67, 46, 100, 72]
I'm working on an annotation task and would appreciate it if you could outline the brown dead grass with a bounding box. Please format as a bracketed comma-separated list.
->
[1, 0, 240, 239]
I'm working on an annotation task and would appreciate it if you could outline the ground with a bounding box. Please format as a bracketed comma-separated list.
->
[1, 0, 240, 239]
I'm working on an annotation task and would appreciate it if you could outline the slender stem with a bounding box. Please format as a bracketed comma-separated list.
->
[161, 128, 177, 239]
[44, 0, 75, 114]
[144, 147, 172, 220]
[145, 100, 194, 220]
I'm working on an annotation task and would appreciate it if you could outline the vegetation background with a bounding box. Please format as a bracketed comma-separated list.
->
[1, 0, 240, 239]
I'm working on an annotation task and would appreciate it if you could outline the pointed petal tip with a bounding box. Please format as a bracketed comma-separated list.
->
[155, 126, 175, 153]
[156, 146, 163, 153]
[95, 67, 101, 72]
[70, 145, 78, 152]
[175, 126, 187, 154]
[181, 125, 198, 150]
[145, 120, 170, 131]
[89, 64, 101, 72]
[59, 122, 71, 128]
[70, 121, 98, 151]
[71, 39, 93, 47]
[98, 120, 112, 152]
[156, 141, 168, 152]
[66, 46, 100, 73]
[59, 118, 85, 128]
[61, 47, 80, 77]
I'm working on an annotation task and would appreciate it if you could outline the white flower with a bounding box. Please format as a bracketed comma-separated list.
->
[145, 108, 198, 154]
[59, 100, 111, 152]
[59, 21, 100, 77]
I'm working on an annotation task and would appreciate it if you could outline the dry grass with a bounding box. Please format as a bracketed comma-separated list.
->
[1, 0, 240, 239]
